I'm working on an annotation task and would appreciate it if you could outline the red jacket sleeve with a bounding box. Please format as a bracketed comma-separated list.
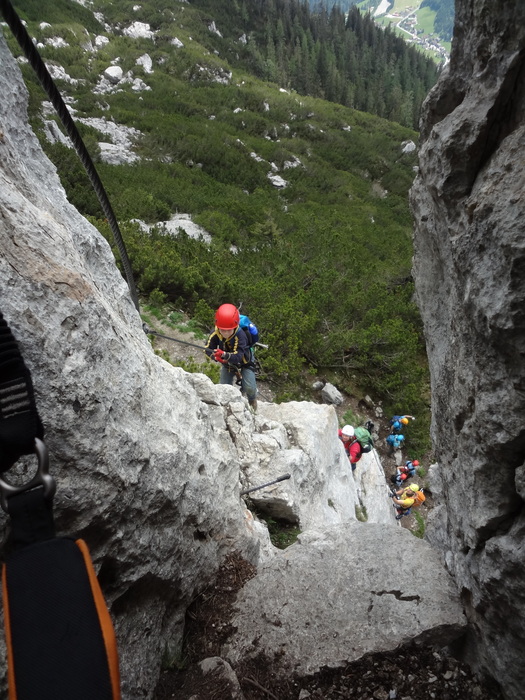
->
[349, 441, 361, 463]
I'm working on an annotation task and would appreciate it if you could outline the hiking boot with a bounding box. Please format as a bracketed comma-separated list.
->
[249, 398, 258, 413]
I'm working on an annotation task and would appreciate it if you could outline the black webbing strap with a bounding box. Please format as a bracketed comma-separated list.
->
[0, 312, 121, 699]
[3, 538, 120, 700]
[4, 486, 55, 550]
[0, 312, 43, 474]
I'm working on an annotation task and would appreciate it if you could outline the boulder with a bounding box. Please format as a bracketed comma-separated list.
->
[103, 65, 123, 84]
[320, 382, 343, 405]
[224, 523, 466, 676]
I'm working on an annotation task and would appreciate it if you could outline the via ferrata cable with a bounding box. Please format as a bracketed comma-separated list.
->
[0, 0, 139, 312]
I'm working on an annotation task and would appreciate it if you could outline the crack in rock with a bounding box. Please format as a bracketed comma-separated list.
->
[372, 590, 421, 604]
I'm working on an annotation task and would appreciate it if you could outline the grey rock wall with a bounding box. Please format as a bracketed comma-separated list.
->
[410, 2, 525, 699]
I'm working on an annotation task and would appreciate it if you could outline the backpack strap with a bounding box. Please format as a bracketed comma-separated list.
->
[0, 313, 44, 473]
[3, 536, 120, 700]
[0, 311, 120, 699]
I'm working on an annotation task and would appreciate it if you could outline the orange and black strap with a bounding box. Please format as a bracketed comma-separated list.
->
[0, 311, 120, 699]
[2, 538, 120, 700]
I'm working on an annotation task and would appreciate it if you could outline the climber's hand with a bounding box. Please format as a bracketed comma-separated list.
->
[213, 348, 226, 363]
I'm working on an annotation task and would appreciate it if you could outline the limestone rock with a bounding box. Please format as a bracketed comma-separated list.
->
[136, 53, 153, 73]
[320, 382, 343, 405]
[123, 22, 155, 40]
[104, 65, 123, 84]
[267, 173, 288, 188]
[409, 2, 525, 698]
[248, 402, 360, 530]
[0, 33, 262, 698]
[198, 658, 244, 698]
[224, 523, 466, 676]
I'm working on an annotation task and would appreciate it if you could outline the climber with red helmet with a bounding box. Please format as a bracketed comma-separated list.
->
[204, 303, 258, 412]
[391, 459, 420, 487]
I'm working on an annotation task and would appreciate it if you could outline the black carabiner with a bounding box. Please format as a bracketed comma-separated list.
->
[0, 437, 56, 513]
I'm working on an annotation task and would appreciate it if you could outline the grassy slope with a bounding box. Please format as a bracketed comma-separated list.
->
[4, 0, 432, 451]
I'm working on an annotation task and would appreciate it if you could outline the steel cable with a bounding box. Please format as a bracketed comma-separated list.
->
[0, 0, 140, 311]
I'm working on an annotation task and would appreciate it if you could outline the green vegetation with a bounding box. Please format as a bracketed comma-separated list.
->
[391, 0, 417, 11]
[264, 516, 301, 549]
[355, 504, 368, 522]
[141, 301, 219, 380]
[195, 0, 437, 129]
[14, 0, 102, 31]
[412, 511, 425, 538]
[6, 0, 433, 452]
[142, 302, 208, 341]
[420, 0, 454, 41]
[341, 409, 366, 426]
[416, 6, 437, 36]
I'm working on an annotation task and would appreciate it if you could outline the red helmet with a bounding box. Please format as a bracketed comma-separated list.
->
[412, 460, 420, 467]
[215, 303, 240, 330]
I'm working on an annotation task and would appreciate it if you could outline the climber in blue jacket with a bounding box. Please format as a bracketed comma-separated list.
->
[386, 433, 405, 452]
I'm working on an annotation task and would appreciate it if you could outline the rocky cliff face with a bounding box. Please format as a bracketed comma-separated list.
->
[410, 2, 525, 699]
[0, 31, 465, 700]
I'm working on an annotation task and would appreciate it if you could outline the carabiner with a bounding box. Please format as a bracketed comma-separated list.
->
[0, 438, 56, 513]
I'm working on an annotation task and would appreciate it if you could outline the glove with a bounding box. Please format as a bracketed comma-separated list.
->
[213, 348, 226, 363]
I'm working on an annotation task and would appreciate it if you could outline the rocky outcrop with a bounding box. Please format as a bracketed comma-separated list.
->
[0, 31, 465, 700]
[409, 2, 525, 698]
[225, 522, 465, 677]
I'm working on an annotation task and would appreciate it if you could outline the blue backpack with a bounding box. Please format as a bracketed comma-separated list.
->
[239, 314, 259, 347]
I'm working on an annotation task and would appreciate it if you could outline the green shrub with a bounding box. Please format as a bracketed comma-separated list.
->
[25, 13, 433, 437]
[264, 517, 301, 549]
[174, 357, 219, 382]
[355, 504, 368, 522]
[412, 511, 425, 539]
[149, 289, 168, 308]
[341, 409, 366, 428]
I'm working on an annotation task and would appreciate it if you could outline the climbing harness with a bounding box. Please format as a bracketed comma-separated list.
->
[0, 0, 139, 311]
[394, 506, 412, 520]
[0, 311, 121, 699]
[240, 474, 291, 496]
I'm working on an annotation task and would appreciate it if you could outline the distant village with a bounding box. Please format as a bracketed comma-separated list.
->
[374, 2, 450, 65]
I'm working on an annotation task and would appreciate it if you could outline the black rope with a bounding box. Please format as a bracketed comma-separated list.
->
[0, 0, 140, 311]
